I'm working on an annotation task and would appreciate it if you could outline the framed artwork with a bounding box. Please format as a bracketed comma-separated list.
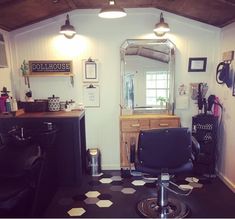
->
[83, 84, 100, 107]
[188, 57, 207, 72]
[83, 58, 99, 82]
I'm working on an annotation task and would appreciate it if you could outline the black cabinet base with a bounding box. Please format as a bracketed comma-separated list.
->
[192, 114, 218, 176]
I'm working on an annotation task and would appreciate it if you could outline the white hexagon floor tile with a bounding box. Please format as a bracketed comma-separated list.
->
[99, 178, 113, 184]
[111, 175, 123, 181]
[185, 177, 199, 183]
[85, 191, 100, 198]
[179, 184, 194, 190]
[132, 180, 146, 186]
[84, 197, 99, 204]
[96, 200, 113, 208]
[67, 207, 86, 216]
[121, 187, 136, 194]
[143, 178, 156, 183]
[189, 182, 203, 188]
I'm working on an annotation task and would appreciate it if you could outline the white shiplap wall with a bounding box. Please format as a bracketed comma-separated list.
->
[9, 8, 220, 170]
[212, 22, 235, 192]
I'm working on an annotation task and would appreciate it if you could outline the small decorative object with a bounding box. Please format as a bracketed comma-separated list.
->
[20, 60, 30, 86]
[20, 60, 28, 75]
[48, 95, 60, 112]
[60, 101, 66, 111]
[0, 86, 10, 97]
[178, 84, 187, 96]
[25, 89, 33, 102]
[78, 102, 84, 110]
[188, 57, 207, 72]
[157, 96, 167, 108]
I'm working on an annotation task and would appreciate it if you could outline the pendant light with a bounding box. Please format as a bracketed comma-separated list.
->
[153, 12, 170, 36]
[99, 0, 126, 19]
[60, 14, 76, 39]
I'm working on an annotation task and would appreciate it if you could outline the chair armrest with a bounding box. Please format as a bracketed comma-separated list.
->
[191, 136, 200, 161]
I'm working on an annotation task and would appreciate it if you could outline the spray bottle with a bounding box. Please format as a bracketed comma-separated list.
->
[213, 96, 220, 117]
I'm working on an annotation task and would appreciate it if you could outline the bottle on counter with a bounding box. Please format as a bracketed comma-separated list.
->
[11, 98, 18, 112]
[5, 98, 11, 112]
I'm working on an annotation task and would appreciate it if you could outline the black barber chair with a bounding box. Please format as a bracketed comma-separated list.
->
[132, 127, 199, 218]
[0, 131, 42, 217]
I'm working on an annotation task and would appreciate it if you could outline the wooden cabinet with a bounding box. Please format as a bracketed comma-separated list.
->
[120, 114, 180, 168]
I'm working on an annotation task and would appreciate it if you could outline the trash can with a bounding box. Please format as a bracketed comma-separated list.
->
[87, 148, 101, 176]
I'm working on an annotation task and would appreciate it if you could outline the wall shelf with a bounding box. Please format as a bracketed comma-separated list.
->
[24, 74, 75, 86]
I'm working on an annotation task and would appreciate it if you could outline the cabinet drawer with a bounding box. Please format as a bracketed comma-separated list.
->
[121, 119, 149, 132]
[150, 119, 179, 129]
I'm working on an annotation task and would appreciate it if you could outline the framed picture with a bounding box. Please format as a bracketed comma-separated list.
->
[188, 57, 207, 72]
[83, 84, 100, 107]
[83, 58, 99, 82]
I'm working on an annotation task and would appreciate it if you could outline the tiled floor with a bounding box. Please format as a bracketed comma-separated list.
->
[44, 170, 235, 218]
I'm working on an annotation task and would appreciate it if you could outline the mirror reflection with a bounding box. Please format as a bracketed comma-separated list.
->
[120, 39, 175, 114]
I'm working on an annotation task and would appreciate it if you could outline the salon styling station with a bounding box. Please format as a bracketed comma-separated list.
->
[120, 39, 180, 169]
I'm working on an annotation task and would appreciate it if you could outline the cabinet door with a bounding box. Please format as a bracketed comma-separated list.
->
[120, 132, 139, 168]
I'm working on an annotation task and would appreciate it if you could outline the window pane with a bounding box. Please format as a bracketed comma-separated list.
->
[146, 71, 169, 106]
[146, 97, 156, 105]
[146, 80, 156, 88]
[156, 74, 167, 80]
[156, 80, 167, 88]
[157, 90, 167, 98]
[146, 89, 156, 97]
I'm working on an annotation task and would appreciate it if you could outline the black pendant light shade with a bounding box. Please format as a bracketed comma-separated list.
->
[153, 12, 170, 36]
[60, 14, 76, 39]
[99, 0, 126, 19]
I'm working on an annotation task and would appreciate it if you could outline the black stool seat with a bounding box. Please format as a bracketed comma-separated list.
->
[0, 144, 41, 178]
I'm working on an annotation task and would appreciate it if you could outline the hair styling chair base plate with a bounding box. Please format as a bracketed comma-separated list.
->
[137, 197, 190, 218]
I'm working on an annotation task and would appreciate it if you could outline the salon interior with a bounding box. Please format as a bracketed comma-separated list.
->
[0, 0, 235, 218]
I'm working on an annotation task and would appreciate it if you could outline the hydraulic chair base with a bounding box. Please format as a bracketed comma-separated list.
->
[137, 173, 190, 218]
[137, 197, 190, 218]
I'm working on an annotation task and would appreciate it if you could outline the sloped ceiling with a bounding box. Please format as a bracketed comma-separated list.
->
[0, 0, 235, 31]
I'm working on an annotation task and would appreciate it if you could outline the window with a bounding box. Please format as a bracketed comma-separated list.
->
[146, 71, 169, 107]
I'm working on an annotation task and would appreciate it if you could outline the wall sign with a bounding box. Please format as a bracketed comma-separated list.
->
[28, 60, 72, 75]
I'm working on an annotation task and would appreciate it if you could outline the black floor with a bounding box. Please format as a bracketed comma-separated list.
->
[44, 170, 235, 218]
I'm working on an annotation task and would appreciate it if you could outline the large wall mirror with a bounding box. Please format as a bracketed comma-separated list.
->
[120, 39, 175, 114]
